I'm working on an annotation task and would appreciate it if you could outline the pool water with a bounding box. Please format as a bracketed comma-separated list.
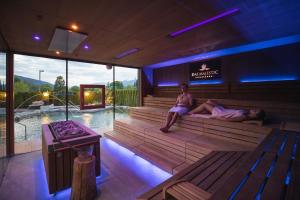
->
[14, 107, 129, 142]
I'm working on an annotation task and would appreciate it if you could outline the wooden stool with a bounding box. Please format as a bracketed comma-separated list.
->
[71, 156, 97, 200]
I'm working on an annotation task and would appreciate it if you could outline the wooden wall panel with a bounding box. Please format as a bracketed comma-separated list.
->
[147, 44, 300, 102]
[152, 80, 300, 102]
[153, 84, 229, 99]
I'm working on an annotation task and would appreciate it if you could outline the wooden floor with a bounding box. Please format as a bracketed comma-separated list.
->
[0, 138, 172, 200]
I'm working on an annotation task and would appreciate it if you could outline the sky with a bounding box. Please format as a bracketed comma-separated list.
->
[14, 54, 138, 87]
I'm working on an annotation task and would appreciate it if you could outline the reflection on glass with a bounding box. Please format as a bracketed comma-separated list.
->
[114, 66, 139, 119]
[84, 88, 102, 105]
[0, 52, 7, 183]
[80, 85, 105, 109]
[68, 61, 114, 132]
[14, 54, 66, 154]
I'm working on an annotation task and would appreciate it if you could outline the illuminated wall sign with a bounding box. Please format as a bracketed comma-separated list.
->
[189, 60, 221, 81]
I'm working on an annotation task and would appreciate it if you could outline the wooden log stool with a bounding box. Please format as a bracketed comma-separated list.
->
[71, 155, 97, 200]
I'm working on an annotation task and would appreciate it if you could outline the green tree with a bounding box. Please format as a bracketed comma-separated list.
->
[108, 81, 124, 90]
[14, 77, 21, 83]
[70, 85, 80, 93]
[54, 76, 66, 94]
[40, 84, 53, 92]
[14, 81, 30, 94]
[53, 76, 66, 105]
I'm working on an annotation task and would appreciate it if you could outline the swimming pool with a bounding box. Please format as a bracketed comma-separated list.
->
[14, 107, 129, 142]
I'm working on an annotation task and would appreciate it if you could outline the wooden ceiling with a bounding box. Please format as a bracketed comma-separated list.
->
[1, 0, 298, 67]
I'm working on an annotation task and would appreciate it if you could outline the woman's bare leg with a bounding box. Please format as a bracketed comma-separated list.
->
[189, 103, 214, 114]
[206, 99, 218, 106]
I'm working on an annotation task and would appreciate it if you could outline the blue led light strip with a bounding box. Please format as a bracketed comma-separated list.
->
[157, 82, 179, 87]
[228, 134, 277, 200]
[280, 134, 299, 199]
[254, 135, 288, 200]
[240, 76, 297, 83]
[145, 34, 300, 69]
[189, 80, 223, 85]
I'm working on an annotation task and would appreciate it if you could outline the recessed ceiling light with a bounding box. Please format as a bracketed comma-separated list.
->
[71, 24, 78, 30]
[55, 51, 60, 55]
[33, 34, 41, 41]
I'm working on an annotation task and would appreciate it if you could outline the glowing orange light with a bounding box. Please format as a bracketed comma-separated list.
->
[71, 24, 78, 30]
[43, 91, 50, 97]
[55, 51, 60, 55]
[84, 91, 90, 97]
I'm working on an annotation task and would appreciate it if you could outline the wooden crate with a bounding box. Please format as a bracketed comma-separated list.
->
[42, 121, 101, 194]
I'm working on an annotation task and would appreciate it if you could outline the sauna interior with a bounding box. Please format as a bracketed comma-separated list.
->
[0, 1, 300, 200]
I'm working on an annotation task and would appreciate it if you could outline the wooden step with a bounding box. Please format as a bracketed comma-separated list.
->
[173, 162, 191, 174]
[132, 143, 185, 174]
[129, 106, 271, 146]
[115, 118, 161, 133]
[104, 131, 144, 150]
[164, 181, 212, 200]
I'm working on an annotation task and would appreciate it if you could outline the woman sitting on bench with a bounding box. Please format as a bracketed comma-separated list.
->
[189, 100, 265, 122]
[160, 83, 193, 133]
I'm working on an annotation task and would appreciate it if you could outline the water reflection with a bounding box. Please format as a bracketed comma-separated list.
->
[14, 107, 129, 142]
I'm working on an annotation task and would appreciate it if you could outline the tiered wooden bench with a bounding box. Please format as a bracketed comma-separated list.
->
[105, 97, 272, 174]
[137, 150, 251, 200]
[143, 96, 300, 123]
[211, 131, 300, 200]
[138, 130, 300, 200]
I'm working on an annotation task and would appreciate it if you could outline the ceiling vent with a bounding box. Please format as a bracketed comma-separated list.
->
[48, 27, 88, 53]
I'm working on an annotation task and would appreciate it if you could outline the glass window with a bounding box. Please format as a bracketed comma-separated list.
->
[67, 61, 113, 134]
[0, 52, 7, 183]
[114, 66, 139, 120]
[14, 54, 66, 154]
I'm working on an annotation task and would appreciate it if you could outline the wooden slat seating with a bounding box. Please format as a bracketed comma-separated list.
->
[211, 131, 300, 200]
[130, 106, 271, 147]
[105, 115, 267, 174]
[105, 97, 272, 175]
[138, 130, 300, 200]
[137, 151, 251, 200]
[163, 181, 212, 200]
[143, 96, 300, 123]
[105, 118, 189, 173]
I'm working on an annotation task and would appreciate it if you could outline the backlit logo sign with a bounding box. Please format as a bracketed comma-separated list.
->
[189, 60, 221, 81]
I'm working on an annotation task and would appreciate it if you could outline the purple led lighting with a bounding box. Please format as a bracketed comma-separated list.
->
[115, 48, 140, 59]
[33, 34, 41, 41]
[169, 8, 239, 37]
[157, 82, 179, 87]
[83, 44, 89, 49]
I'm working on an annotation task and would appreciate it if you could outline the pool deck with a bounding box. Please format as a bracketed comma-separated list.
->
[0, 138, 171, 200]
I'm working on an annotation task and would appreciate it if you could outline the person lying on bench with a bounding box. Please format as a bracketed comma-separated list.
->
[189, 100, 265, 122]
[160, 83, 193, 133]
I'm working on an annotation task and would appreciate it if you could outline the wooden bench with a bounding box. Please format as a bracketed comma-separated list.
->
[163, 181, 211, 200]
[137, 151, 251, 200]
[129, 106, 271, 147]
[138, 130, 300, 200]
[105, 114, 270, 174]
[104, 98, 272, 174]
[211, 131, 300, 200]
[143, 96, 300, 123]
